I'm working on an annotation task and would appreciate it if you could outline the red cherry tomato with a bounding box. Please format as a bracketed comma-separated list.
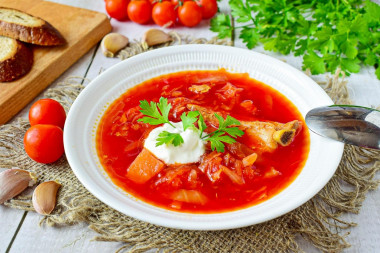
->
[152, 2, 177, 27]
[178, 1, 202, 27]
[127, 0, 152, 24]
[24, 125, 64, 164]
[29, 98, 66, 129]
[196, 0, 217, 19]
[105, 0, 130, 21]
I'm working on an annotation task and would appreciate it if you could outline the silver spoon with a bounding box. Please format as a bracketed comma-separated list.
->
[305, 105, 380, 150]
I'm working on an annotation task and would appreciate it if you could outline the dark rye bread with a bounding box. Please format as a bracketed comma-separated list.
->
[0, 36, 33, 82]
[0, 7, 66, 46]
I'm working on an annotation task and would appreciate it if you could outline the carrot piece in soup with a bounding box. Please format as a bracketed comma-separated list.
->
[126, 148, 165, 184]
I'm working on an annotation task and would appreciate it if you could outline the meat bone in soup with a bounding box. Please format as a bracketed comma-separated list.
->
[96, 69, 310, 213]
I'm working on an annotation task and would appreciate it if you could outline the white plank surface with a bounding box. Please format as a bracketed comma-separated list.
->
[1, 0, 379, 252]
[345, 189, 380, 253]
[0, 206, 25, 253]
[9, 212, 123, 253]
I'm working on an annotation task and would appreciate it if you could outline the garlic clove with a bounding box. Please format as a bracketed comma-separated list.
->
[0, 168, 37, 204]
[101, 33, 129, 58]
[32, 181, 61, 215]
[142, 29, 172, 47]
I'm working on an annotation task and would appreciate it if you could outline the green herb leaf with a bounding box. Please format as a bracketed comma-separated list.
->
[341, 40, 358, 59]
[209, 138, 225, 153]
[181, 111, 199, 131]
[375, 66, 380, 79]
[222, 115, 242, 128]
[364, 0, 380, 24]
[303, 51, 326, 74]
[240, 27, 260, 49]
[207, 132, 236, 153]
[210, 14, 233, 39]
[230, 0, 252, 23]
[157, 97, 171, 121]
[138, 97, 171, 125]
[340, 58, 361, 73]
[364, 51, 377, 66]
[224, 127, 245, 138]
[156, 131, 184, 147]
[197, 113, 207, 137]
[204, 114, 244, 152]
[214, 113, 226, 128]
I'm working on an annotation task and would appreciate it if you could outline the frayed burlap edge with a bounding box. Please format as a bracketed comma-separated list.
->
[116, 32, 233, 61]
[1, 66, 379, 252]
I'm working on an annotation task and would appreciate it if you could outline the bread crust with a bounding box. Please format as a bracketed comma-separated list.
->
[0, 38, 33, 82]
[0, 7, 66, 46]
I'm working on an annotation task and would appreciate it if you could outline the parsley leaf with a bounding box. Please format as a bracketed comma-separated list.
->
[364, 0, 380, 24]
[216, 114, 242, 129]
[181, 111, 199, 131]
[197, 113, 207, 138]
[303, 51, 326, 75]
[203, 113, 244, 152]
[138, 97, 171, 126]
[376, 66, 380, 80]
[208, 132, 236, 153]
[210, 14, 233, 39]
[157, 97, 171, 121]
[340, 58, 361, 73]
[156, 131, 184, 147]
[230, 0, 252, 23]
[240, 27, 260, 49]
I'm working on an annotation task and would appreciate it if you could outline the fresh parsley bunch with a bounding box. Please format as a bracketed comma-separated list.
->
[137, 97, 244, 152]
[211, 0, 380, 79]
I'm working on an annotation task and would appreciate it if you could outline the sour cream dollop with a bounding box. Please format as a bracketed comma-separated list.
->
[144, 122, 206, 165]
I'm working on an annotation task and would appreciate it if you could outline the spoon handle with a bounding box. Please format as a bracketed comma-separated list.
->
[306, 105, 380, 150]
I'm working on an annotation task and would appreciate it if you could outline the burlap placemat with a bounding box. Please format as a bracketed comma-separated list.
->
[1, 37, 379, 252]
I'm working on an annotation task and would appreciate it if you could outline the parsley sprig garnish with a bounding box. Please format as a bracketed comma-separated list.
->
[202, 114, 244, 152]
[137, 97, 183, 146]
[210, 0, 380, 80]
[137, 97, 244, 152]
[137, 97, 174, 127]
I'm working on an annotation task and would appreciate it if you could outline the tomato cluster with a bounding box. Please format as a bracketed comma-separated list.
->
[105, 0, 218, 27]
[24, 99, 66, 164]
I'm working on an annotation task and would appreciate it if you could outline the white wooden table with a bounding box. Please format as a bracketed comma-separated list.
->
[1, 1, 379, 252]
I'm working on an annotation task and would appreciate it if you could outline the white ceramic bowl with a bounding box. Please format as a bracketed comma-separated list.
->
[64, 44, 344, 230]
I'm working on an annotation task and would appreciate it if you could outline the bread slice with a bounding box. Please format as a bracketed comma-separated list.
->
[0, 36, 33, 82]
[0, 7, 66, 46]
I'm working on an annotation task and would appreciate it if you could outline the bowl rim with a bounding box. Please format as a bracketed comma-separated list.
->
[64, 44, 344, 230]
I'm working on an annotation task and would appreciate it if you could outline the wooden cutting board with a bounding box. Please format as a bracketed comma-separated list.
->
[0, 0, 112, 124]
